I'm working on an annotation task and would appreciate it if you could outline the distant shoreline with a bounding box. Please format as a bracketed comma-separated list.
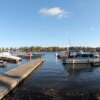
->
[0, 46, 100, 52]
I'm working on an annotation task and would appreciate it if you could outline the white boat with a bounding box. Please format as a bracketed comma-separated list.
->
[57, 50, 83, 58]
[10, 50, 24, 57]
[0, 52, 22, 62]
[62, 53, 100, 64]
[57, 51, 69, 58]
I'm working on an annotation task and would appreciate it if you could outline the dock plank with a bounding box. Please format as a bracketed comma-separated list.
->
[0, 58, 44, 99]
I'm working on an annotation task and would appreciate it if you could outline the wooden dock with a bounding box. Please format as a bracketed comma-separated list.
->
[0, 58, 44, 99]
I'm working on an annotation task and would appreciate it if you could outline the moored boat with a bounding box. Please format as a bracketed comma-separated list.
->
[56, 51, 68, 58]
[57, 50, 83, 58]
[62, 53, 100, 64]
[0, 52, 22, 63]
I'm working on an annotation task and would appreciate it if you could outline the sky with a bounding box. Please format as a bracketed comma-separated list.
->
[0, 0, 100, 47]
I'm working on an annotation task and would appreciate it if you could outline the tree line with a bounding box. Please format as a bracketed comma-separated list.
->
[0, 46, 100, 52]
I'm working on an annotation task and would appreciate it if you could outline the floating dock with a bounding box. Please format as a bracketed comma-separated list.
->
[0, 58, 44, 99]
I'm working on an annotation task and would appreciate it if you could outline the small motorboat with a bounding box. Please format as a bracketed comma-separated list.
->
[22, 52, 33, 59]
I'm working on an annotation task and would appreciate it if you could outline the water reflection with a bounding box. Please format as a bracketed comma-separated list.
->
[55, 56, 59, 65]
[63, 64, 96, 82]
[63, 64, 94, 74]
[0, 59, 30, 75]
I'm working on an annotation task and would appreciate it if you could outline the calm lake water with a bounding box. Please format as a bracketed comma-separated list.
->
[3, 52, 100, 100]
[0, 59, 30, 75]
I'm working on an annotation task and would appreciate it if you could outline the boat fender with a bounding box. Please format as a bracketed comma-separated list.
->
[16, 59, 19, 63]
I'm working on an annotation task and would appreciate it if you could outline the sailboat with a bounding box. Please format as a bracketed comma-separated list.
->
[62, 33, 100, 64]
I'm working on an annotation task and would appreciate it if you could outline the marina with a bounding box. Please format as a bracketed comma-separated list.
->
[0, 0, 100, 99]
[0, 58, 44, 99]
[0, 51, 100, 99]
[56, 50, 100, 65]
[2, 52, 100, 100]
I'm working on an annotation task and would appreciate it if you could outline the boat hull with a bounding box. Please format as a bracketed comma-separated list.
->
[62, 58, 100, 64]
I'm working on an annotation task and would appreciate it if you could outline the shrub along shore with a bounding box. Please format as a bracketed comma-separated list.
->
[0, 46, 100, 52]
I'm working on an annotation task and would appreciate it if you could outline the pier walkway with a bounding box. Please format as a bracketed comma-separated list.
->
[0, 58, 44, 99]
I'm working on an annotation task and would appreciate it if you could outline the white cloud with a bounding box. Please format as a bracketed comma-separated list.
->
[39, 7, 68, 18]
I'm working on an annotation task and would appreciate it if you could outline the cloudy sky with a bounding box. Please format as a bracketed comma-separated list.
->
[0, 0, 100, 47]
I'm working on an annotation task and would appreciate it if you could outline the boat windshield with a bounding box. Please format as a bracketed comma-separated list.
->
[82, 54, 94, 57]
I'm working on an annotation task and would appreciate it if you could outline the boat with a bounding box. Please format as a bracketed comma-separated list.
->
[0, 60, 7, 67]
[9, 50, 32, 58]
[22, 52, 33, 59]
[56, 51, 68, 58]
[57, 50, 83, 58]
[93, 52, 100, 58]
[62, 52, 100, 64]
[0, 52, 22, 63]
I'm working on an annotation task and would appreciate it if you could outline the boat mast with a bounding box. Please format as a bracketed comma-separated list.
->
[67, 32, 71, 51]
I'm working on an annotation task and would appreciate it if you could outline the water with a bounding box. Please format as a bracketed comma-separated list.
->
[4, 52, 100, 100]
[0, 59, 30, 75]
